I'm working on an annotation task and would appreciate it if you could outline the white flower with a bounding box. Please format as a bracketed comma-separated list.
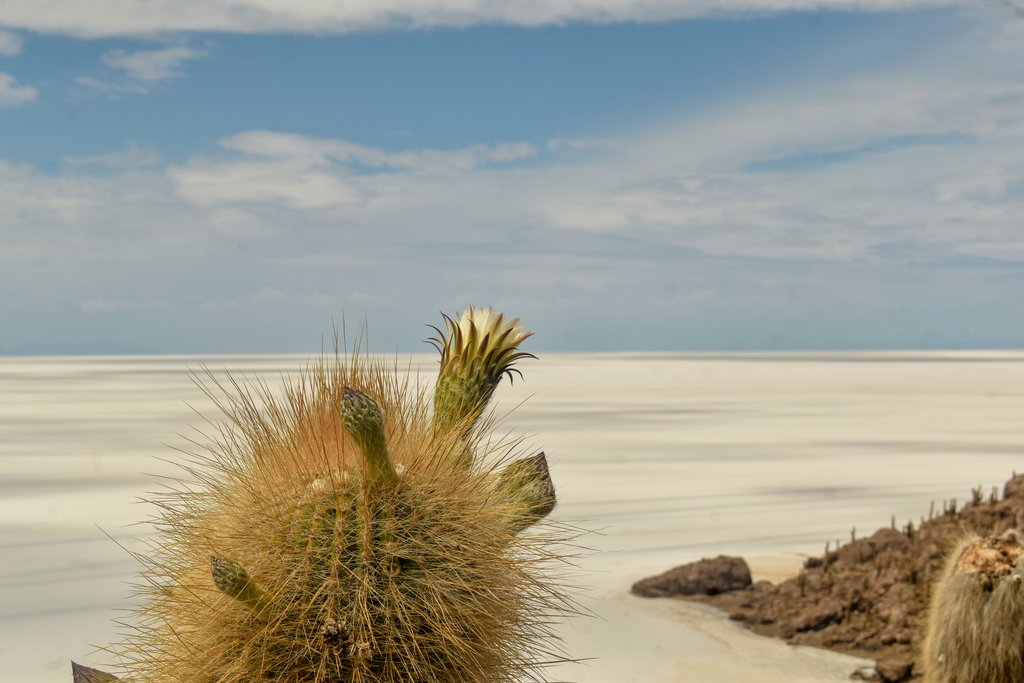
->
[433, 306, 533, 380]
[429, 306, 535, 433]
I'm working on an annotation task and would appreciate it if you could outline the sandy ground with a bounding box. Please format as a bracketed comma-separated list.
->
[3, 351, 1024, 682]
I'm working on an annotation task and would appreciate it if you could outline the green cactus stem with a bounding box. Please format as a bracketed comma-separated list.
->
[428, 306, 534, 447]
[341, 386, 397, 484]
[495, 452, 557, 533]
[71, 663, 120, 683]
[921, 531, 1024, 682]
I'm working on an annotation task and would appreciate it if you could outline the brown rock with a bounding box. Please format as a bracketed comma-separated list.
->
[875, 657, 913, 682]
[793, 598, 843, 632]
[631, 555, 752, 598]
[1003, 473, 1024, 500]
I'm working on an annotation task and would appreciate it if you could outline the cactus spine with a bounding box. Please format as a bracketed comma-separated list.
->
[85, 307, 568, 683]
[921, 531, 1024, 682]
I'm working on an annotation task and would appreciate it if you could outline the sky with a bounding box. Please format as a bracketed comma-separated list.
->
[1, 1, 1023, 354]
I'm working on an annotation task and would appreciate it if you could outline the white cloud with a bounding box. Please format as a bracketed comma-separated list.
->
[76, 44, 206, 95]
[0, 0, 961, 38]
[0, 27, 24, 55]
[102, 45, 204, 81]
[170, 132, 536, 208]
[172, 158, 362, 209]
[0, 71, 36, 108]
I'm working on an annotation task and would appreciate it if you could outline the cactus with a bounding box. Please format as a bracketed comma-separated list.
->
[83, 307, 571, 683]
[921, 530, 1024, 682]
[72, 663, 120, 683]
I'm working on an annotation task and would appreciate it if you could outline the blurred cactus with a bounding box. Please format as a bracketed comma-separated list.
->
[82, 307, 569, 682]
[495, 452, 557, 534]
[921, 531, 1024, 682]
[72, 663, 120, 682]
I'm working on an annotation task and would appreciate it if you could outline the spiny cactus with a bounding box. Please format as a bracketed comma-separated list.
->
[80, 307, 573, 683]
[921, 530, 1024, 682]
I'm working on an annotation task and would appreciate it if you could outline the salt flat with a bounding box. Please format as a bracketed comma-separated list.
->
[2, 351, 1024, 681]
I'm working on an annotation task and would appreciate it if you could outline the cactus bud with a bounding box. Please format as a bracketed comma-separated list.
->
[341, 386, 397, 484]
[495, 452, 557, 533]
[71, 662, 120, 682]
[211, 556, 271, 614]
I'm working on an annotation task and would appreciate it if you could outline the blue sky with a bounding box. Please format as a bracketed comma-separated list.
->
[1, 1, 1022, 353]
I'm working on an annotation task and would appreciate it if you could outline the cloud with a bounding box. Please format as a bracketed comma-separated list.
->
[63, 142, 162, 169]
[0, 71, 36, 108]
[154, 74, 1024, 268]
[79, 297, 169, 313]
[0, 0, 962, 38]
[0, 27, 24, 55]
[169, 132, 536, 208]
[76, 44, 206, 95]
[3, 16, 1024, 352]
[102, 44, 204, 81]
[217, 131, 537, 172]
[171, 158, 362, 209]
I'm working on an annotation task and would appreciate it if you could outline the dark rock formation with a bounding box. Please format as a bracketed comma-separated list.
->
[631, 555, 752, 598]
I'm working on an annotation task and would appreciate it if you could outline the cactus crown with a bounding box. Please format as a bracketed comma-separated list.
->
[88, 309, 569, 683]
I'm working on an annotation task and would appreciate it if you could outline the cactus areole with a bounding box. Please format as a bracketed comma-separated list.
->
[78, 308, 572, 683]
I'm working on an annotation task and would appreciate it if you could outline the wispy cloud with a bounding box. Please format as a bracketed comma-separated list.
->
[0, 0, 962, 38]
[170, 132, 536, 208]
[102, 45, 204, 81]
[0, 27, 24, 55]
[0, 71, 36, 108]
[217, 131, 537, 172]
[63, 142, 162, 169]
[79, 297, 170, 313]
[76, 44, 206, 95]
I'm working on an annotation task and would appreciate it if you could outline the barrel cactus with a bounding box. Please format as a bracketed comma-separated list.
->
[921, 530, 1024, 682]
[74, 307, 570, 683]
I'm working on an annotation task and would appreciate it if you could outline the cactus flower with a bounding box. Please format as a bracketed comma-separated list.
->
[429, 306, 534, 442]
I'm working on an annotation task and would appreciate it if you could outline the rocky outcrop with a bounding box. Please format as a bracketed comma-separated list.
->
[631, 555, 752, 598]
[634, 473, 1024, 682]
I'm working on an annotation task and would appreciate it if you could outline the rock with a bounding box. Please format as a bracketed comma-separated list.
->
[850, 664, 878, 680]
[875, 657, 913, 682]
[793, 598, 843, 632]
[1004, 474, 1024, 500]
[631, 555, 752, 598]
